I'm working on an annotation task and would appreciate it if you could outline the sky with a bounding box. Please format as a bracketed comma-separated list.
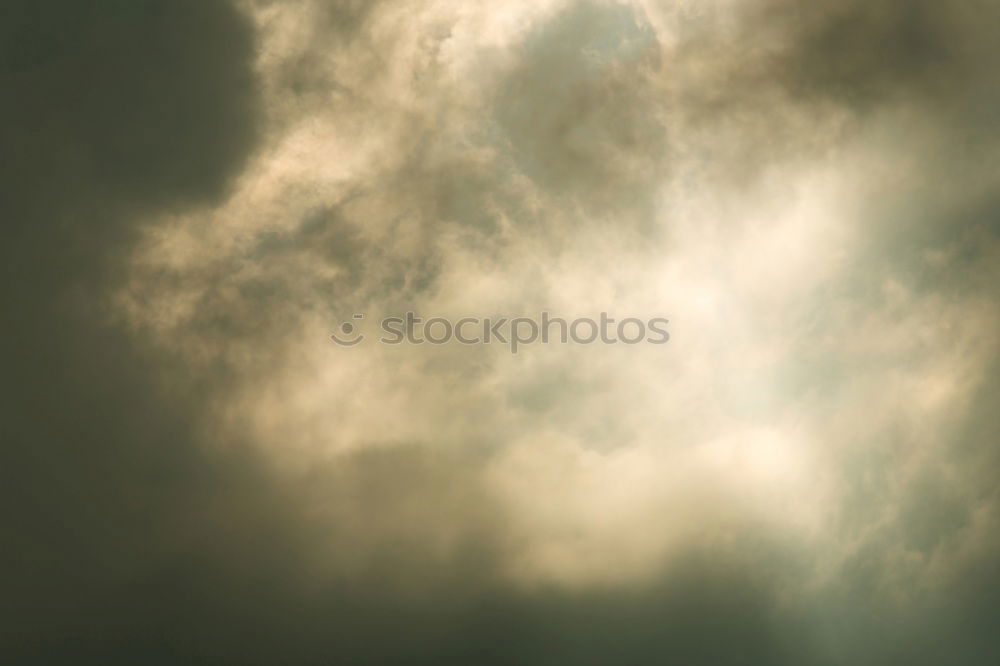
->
[2, 1, 998, 663]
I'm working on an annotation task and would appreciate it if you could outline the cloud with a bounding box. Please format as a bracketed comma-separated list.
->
[4, 0, 999, 663]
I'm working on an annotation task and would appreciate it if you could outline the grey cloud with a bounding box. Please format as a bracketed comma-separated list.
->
[0, 0, 276, 659]
[761, 0, 1000, 110]
[495, 1, 668, 226]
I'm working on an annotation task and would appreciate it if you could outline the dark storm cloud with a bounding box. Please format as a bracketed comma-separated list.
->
[0, 0, 259, 221]
[0, 0, 284, 661]
[762, 0, 1000, 110]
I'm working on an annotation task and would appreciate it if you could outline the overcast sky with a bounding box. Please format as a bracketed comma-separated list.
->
[3, 1, 999, 663]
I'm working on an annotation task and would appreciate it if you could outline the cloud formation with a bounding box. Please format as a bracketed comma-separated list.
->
[3, 0, 999, 663]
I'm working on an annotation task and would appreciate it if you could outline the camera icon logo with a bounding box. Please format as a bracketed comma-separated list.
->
[329, 313, 366, 346]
